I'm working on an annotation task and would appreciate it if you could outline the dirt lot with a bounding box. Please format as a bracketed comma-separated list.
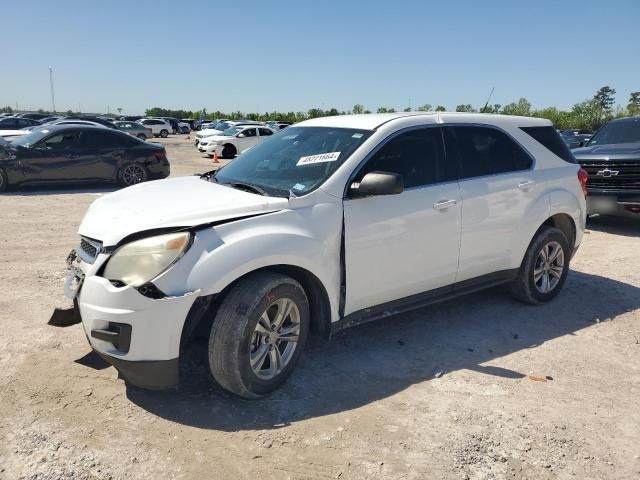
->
[1, 135, 639, 480]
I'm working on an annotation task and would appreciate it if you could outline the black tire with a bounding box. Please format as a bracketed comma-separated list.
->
[221, 144, 236, 159]
[137, 134, 147, 140]
[117, 163, 149, 187]
[207, 154, 213, 159]
[0, 168, 8, 192]
[511, 226, 571, 304]
[159, 129, 169, 138]
[208, 272, 310, 399]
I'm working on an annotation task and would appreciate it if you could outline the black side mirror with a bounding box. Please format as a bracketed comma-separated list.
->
[349, 171, 404, 197]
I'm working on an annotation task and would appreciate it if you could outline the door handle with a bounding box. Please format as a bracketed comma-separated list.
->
[517, 180, 536, 191]
[433, 199, 457, 210]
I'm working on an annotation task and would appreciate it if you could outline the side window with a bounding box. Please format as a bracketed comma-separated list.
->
[444, 126, 532, 179]
[42, 131, 82, 149]
[83, 131, 127, 148]
[243, 128, 257, 137]
[356, 127, 448, 189]
[520, 126, 576, 164]
[258, 128, 273, 136]
[18, 118, 33, 127]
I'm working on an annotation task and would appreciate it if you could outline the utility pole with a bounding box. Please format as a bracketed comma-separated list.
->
[49, 66, 56, 113]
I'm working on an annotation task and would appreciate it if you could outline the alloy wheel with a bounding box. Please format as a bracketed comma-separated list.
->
[122, 164, 146, 186]
[249, 298, 301, 380]
[533, 241, 564, 293]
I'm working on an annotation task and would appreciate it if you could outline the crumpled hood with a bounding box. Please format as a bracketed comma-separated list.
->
[573, 142, 640, 159]
[78, 176, 288, 246]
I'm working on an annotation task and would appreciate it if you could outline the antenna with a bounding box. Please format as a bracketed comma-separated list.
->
[482, 87, 495, 112]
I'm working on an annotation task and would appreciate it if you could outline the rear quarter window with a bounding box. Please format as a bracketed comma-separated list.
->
[520, 126, 576, 164]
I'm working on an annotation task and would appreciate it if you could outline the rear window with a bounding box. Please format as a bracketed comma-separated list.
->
[520, 126, 576, 164]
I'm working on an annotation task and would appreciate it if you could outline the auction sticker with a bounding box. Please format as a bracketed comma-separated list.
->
[297, 151, 341, 166]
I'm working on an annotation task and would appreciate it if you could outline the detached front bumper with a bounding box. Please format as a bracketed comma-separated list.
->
[51, 268, 199, 388]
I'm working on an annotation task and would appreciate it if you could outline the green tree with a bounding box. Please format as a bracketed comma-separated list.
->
[570, 99, 603, 130]
[501, 98, 531, 116]
[455, 104, 475, 112]
[628, 92, 640, 115]
[593, 86, 616, 113]
[403, 107, 412, 112]
[435, 105, 446, 112]
[352, 104, 364, 114]
[363, 109, 372, 114]
[376, 107, 389, 113]
[416, 104, 432, 112]
[0, 106, 13, 114]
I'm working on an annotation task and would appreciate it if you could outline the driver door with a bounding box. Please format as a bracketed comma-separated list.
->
[343, 126, 462, 315]
[20, 130, 85, 182]
[238, 127, 260, 150]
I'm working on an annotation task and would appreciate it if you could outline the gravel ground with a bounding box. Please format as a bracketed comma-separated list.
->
[1, 135, 639, 479]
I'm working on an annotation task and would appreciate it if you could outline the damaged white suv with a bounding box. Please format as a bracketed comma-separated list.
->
[50, 113, 587, 398]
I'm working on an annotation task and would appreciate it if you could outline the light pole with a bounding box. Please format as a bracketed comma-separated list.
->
[49, 66, 56, 113]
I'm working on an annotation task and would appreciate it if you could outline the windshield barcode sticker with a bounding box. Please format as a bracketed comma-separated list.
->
[297, 151, 341, 166]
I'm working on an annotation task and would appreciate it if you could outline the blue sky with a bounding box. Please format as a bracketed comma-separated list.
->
[2, 0, 638, 115]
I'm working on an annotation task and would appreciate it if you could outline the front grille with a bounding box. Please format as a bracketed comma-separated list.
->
[79, 236, 103, 264]
[578, 160, 640, 192]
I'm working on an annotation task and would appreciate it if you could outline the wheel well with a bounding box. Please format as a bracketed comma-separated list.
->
[223, 143, 237, 152]
[541, 213, 576, 247]
[179, 265, 332, 350]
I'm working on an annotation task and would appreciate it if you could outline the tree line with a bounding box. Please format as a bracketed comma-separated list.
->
[3, 86, 638, 131]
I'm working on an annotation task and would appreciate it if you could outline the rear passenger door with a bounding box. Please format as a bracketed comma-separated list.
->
[79, 130, 129, 179]
[444, 125, 538, 282]
[240, 127, 260, 149]
[343, 126, 461, 314]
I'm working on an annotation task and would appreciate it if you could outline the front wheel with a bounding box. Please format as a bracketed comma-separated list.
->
[159, 129, 169, 138]
[208, 272, 310, 398]
[221, 144, 236, 159]
[137, 134, 147, 140]
[511, 226, 570, 304]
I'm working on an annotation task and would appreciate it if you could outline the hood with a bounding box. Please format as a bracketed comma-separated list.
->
[198, 129, 223, 137]
[78, 176, 288, 246]
[573, 142, 640, 160]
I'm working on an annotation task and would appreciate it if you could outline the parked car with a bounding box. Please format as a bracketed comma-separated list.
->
[40, 116, 64, 123]
[17, 112, 52, 121]
[0, 117, 41, 130]
[22, 119, 110, 132]
[177, 121, 191, 134]
[114, 121, 153, 140]
[194, 121, 262, 146]
[198, 125, 276, 158]
[151, 117, 180, 134]
[138, 119, 172, 138]
[0, 125, 169, 191]
[572, 116, 640, 216]
[181, 119, 196, 130]
[266, 121, 293, 130]
[48, 112, 586, 398]
[560, 129, 593, 149]
[65, 116, 118, 129]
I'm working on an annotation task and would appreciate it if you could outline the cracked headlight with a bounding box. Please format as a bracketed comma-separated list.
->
[103, 232, 191, 287]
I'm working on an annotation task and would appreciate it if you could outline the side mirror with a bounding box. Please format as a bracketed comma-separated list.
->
[237, 133, 246, 138]
[349, 171, 404, 197]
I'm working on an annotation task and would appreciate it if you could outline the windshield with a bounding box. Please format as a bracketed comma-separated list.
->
[587, 118, 640, 146]
[11, 128, 54, 147]
[222, 127, 242, 136]
[213, 126, 372, 196]
[209, 122, 229, 131]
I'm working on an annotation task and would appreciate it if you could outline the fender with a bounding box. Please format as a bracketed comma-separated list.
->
[508, 188, 551, 269]
[548, 187, 586, 248]
[153, 204, 344, 323]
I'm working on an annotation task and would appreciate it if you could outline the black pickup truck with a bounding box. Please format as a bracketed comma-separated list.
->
[573, 116, 640, 217]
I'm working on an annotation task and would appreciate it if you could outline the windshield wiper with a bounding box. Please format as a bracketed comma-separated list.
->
[225, 182, 269, 196]
[199, 169, 219, 182]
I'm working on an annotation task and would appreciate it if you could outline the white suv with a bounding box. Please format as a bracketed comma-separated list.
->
[50, 113, 587, 398]
[137, 119, 171, 138]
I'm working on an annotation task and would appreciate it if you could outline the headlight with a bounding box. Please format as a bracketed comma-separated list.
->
[103, 232, 191, 287]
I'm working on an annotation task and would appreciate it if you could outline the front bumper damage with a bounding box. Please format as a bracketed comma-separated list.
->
[49, 250, 200, 389]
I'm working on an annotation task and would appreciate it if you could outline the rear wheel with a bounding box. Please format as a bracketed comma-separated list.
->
[137, 134, 147, 140]
[208, 272, 310, 398]
[221, 144, 236, 159]
[511, 226, 570, 304]
[0, 168, 8, 192]
[117, 163, 149, 187]
[159, 129, 169, 138]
